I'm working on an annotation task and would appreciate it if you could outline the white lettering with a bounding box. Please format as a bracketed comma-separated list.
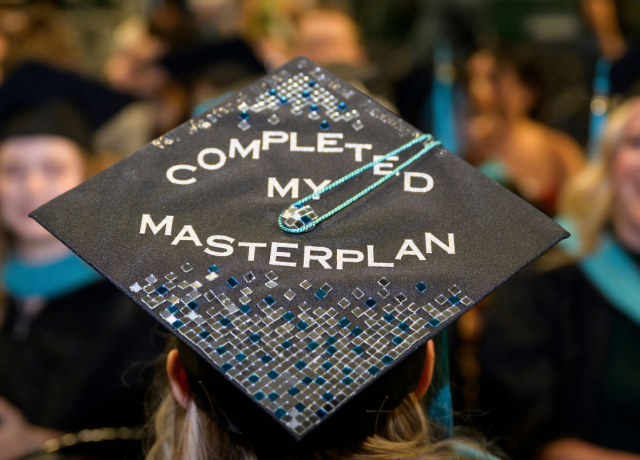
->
[303, 179, 331, 200]
[336, 249, 364, 270]
[140, 214, 174, 235]
[345, 143, 372, 162]
[262, 131, 289, 150]
[171, 225, 202, 246]
[229, 139, 260, 159]
[395, 239, 426, 260]
[373, 155, 398, 176]
[204, 235, 235, 256]
[318, 133, 344, 153]
[425, 233, 455, 254]
[270, 243, 298, 267]
[303, 246, 333, 269]
[268, 178, 299, 198]
[367, 245, 394, 267]
[290, 133, 315, 152]
[198, 148, 226, 170]
[238, 242, 267, 261]
[404, 172, 434, 192]
[167, 165, 197, 185]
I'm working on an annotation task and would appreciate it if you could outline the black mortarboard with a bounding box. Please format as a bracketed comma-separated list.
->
[0, 61, 135, 151]
[30, 57, 567, 452]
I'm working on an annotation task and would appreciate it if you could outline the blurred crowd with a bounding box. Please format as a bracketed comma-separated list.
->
[0, 0, 639, 459]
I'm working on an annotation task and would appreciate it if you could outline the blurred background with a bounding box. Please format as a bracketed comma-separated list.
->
[1, 1, 640, 459]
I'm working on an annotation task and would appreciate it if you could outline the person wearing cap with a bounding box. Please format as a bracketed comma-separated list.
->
[0, 62, 163, 460]
[480, 97, 640, 459]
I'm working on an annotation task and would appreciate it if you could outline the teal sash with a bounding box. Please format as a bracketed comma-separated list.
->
[579, 232, 640, 327]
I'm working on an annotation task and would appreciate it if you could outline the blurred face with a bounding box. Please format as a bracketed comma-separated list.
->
[613, 108, 640, 236]
[0, 135, 85, 244]
[497, 65, 537, 121]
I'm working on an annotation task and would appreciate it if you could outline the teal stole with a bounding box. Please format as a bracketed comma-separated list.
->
[2, 252, 103, 301]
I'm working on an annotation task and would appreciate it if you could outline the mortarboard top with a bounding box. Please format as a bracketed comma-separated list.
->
[0, 61, 135, 151]
[31, 57, 568, 450]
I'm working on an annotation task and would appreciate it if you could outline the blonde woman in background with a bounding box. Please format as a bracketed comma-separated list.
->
[479, 98, 640, 460]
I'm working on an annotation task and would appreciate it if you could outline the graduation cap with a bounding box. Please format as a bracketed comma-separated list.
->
[31, 57, 567, 451]
[0, 61, 135, 151]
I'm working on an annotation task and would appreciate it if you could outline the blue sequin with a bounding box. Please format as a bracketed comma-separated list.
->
[295, 403, 306, 412]
[364, 298, 377, 308]
[269, 88, 277, 96]
[168, 304, 179, 313]
[254, 391, 265, 401]
[295, 360, 307, 370]
[302, 90, 310, 98]
[326, 336, 337, 345]
[392, 336, 404, 345]
[397, 322, 410, 331]
[235, 353, 246, 362]
[316, 409, 327, 419]
[315, 288, 327, 299]
[327, 346, 338, 355]
[301, 214, 312, 224]
[321, 361, 333, 370]
[249, 333, 261, 343]
[187, 301, 199, 310]
[429, 318, 441, 327]
[215, 346, 227, 355]
[267, 370, 279, 379]
[307, 341, 319, 351]
[274, 408, 286, 418]
[240, 304, 251, 313]
[156, 285, 169, 295]
[337, 102, 347, 110]
[368, 365, 380, 375]
[288, 387, 300, 396]
[279, 96, 287, 104]
[227, 277, 238, 288]
[319, 120, 330, 130]
[199, 330, 210, 339]
[381, 355, 393, 365]
[353, 346, 364, 355]
[208, 265, 220, 273]
[282, 340, 292, 349]
[221, 363, 233, 372]
[297, 321, 309, 330]
[249, 374, 259, 383]
[342, 367, 352, 375]
[350, 326, 363, 336]
[448, 296, 460, 305]
[383, 313, 395, 322]
[309, 104, 318, 111]
[172, 320, 184, 329]
[261, 354, 272, 364]
[282, 311, 295, 322]
[315, 376, 326, 385]
[219, 317, 231, 326]
[268, 392, 280, 402]
[342, 377, 354, 385]
[416, 282, 428, 292]
[308, 80, 316, 87]
[302, 376, 313, 385]
[322, 392, 334, 401]
[338, 317, 351, 327]
[264, 295, 276, 306]
[239, 110, 249, 120]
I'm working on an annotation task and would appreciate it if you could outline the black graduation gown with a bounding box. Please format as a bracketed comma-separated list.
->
[0, 280, 164, 432]
[479, 262, 640, 459]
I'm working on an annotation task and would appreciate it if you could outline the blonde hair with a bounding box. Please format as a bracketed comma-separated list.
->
[559, 97, 640, 255]
[145, 348, 495, 460]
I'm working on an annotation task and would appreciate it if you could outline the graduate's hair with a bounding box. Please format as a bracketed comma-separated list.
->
[144, 343, 494, 460]
[559, 96, 640, 255]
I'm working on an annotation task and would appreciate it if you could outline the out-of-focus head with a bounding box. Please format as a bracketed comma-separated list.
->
[297, 8, 367, 67]
[467, 48, 498, 113]
[496, 51, 542, 121]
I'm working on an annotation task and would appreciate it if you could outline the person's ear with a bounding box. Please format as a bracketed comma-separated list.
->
[414, 339, 436, 399]
[167, 349, 192, 409]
